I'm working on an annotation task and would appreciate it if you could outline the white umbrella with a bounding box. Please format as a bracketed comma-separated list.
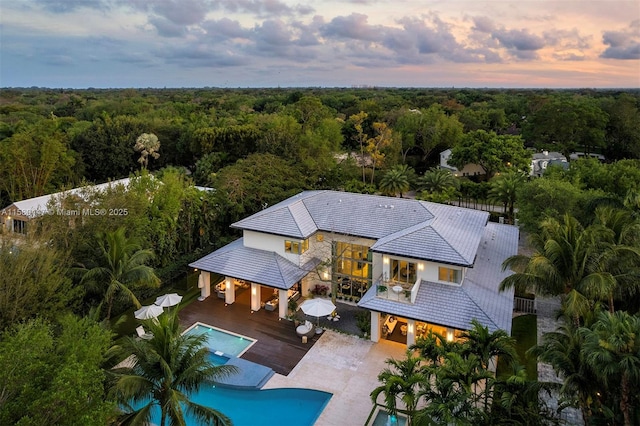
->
[300, 298, 336, 327]
[154, 293, 183, 308]
[134, 304, 164, 320]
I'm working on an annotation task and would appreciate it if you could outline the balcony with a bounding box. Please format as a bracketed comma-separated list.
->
[375, 279, 420, 304]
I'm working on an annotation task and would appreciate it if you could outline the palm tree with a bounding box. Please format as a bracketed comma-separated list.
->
[487, 171, 525, 224]
[370, 351, 426, 425]
[581, 311, 640, 426]
[380, 164, 413, 197]
[110, 310, 238, 426]
[134, 133, 161, 169]
[500, 214, 609, 323]
[417, 167, 458, 194]
[459, 320, 518, 411]
[80, 227, 160, 320]
[529, 313, 602, 422]
[409, 330, 456, 367]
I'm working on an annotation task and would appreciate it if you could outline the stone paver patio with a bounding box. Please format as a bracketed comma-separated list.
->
[263, 330, 406, 426]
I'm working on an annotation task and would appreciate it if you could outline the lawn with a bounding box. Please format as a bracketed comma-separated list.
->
[497, 314, 538, 380]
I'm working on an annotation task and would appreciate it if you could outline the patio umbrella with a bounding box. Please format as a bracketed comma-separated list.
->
[154, 293, 183, 308]
[134, 304, 164, 320]
[300, 298, 336, 327]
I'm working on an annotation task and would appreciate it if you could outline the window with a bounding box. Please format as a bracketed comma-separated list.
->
[438, 267, 461, 283]
[12, 219, 26, 235]
[285, 239, 309, 254]
[391, 259, 416, 284]
[332, 241, 372, 297]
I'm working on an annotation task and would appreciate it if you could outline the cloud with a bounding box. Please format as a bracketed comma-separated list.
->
[32, 0, 110, 13]
[601, 20, 640, 59]
[321, 13, 381, 42]
[492, 28, 545, 51]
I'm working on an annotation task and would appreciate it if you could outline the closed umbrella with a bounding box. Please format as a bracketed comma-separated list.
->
[300, 298, 336, 329]
[134, 304, 164, 320]
[154, 293, 183, 308]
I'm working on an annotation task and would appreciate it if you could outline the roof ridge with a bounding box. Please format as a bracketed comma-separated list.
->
[460, 284, 500, 331]
[429, 218, 471, 264]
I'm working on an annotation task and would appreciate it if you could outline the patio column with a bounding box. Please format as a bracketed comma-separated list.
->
[225, 278, 235, 305]
[406, 319, 416, 347]
[370, 311, 380, 342]
[198, 271, 210, 301]
[250, 283, 261, 311]
[278, 289, 288, 319]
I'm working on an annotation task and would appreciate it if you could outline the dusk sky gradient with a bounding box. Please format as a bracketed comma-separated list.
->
[1, 0, 639, 88]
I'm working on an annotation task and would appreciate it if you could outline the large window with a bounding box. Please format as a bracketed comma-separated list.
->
[391, 259, 416, 284]
[438, 267, 461, 284]
[285, 238, 309, 254]
[333, 242, 372, 298]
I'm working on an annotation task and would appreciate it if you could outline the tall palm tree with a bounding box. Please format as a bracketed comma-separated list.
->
[80, 227, 160, 320]
[487, 171, 525, 224]
[370, 351, 426, 425]
[380, 164, 413, 197]
[529, 313, 602, 423]
[110, 310, 238, 426]
[500, 214, 609, 323]
[409, 330, 456, 367]
[581, 311, 640, 426]
[134, 133, 161, 169]
[459, 320, 518, 411]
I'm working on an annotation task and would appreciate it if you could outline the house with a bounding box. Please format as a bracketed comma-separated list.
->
[190, 191, 518, 348]
[530, 151, 568, 177]
[0, 178, 133, 236]
[439, 149, 485, 177]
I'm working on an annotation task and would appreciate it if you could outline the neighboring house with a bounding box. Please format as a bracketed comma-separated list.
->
[569, 152, 605, 162]
[191, 190, 518, 348]
[439, 149, 485, 177]
[530, 151, 568, 177]
[0, 178, 133, 236]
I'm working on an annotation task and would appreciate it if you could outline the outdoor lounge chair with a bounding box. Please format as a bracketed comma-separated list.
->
[296, 320, 315, 338]
[136, 325, 153, 340]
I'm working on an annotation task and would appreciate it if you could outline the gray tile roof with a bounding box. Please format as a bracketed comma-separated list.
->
[232, 190, 488, 266]
[189, 238, 321, 290]
[358, 222, 518, 333]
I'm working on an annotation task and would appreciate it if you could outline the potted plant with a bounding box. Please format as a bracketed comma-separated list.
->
[288, 298, 299, 323]
[377, 285, 387, 294]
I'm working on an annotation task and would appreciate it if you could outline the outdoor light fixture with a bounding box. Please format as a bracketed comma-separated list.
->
[408, 324, 414, 333]
[447, 329, 454, 342]
[251, 287, 256, 296]
[322, 271, 329, 280]
[383, 257, 389, 264]
[418, 263, 424, 271]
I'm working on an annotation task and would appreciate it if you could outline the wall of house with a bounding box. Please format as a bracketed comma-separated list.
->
[243, 230, 302, 264]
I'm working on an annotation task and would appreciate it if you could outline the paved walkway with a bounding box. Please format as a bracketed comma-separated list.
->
[536, 296, 583, 425]
[263, 330, 406, 426]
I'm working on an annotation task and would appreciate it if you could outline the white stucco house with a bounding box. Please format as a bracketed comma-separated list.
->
[191, 191, 518, 347]
[439, 148, 485, 177]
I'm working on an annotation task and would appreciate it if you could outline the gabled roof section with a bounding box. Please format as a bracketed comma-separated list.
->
[188, 238, 321, 290]
[230, 190, 488, 265]
[231, 191, 320, 238]
[359, 222, 518, 334]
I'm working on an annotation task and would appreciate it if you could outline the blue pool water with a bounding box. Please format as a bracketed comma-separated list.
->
[207, 352, 230, 366]
[145, 387, 332, 426]
[184, 323, 256, 357]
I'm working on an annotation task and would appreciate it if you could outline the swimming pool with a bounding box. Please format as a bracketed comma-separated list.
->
[143, 387, 332, 426]
[183, 322, 256, 357]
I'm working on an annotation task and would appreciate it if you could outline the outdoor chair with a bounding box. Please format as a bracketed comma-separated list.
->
[296, 320, 315, 338]
[136, 325, 153, 340]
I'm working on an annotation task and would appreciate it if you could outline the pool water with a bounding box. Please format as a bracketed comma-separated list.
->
[207, 352, 230, 366]
[144, 387, 332, 426]
[370, 409, 408, 426]
[184, 322, 256, 357]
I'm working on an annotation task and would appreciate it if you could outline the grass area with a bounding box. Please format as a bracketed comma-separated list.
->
[497, 314, 538, 381]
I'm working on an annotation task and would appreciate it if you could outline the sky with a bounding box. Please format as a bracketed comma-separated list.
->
[1, 0, 639, 88]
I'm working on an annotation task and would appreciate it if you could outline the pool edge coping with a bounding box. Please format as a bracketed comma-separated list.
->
[183, 321, 258, 357]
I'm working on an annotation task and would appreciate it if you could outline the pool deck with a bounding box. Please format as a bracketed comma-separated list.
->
[179, 289, 407, 425]
[263, 330, 406, 426]
[179, 286, 322, 375]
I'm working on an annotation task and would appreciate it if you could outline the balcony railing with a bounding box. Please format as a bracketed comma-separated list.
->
[375, 279, 420, 304]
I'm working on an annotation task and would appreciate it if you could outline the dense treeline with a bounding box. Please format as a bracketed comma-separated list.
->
[1, 87, 639, 424]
